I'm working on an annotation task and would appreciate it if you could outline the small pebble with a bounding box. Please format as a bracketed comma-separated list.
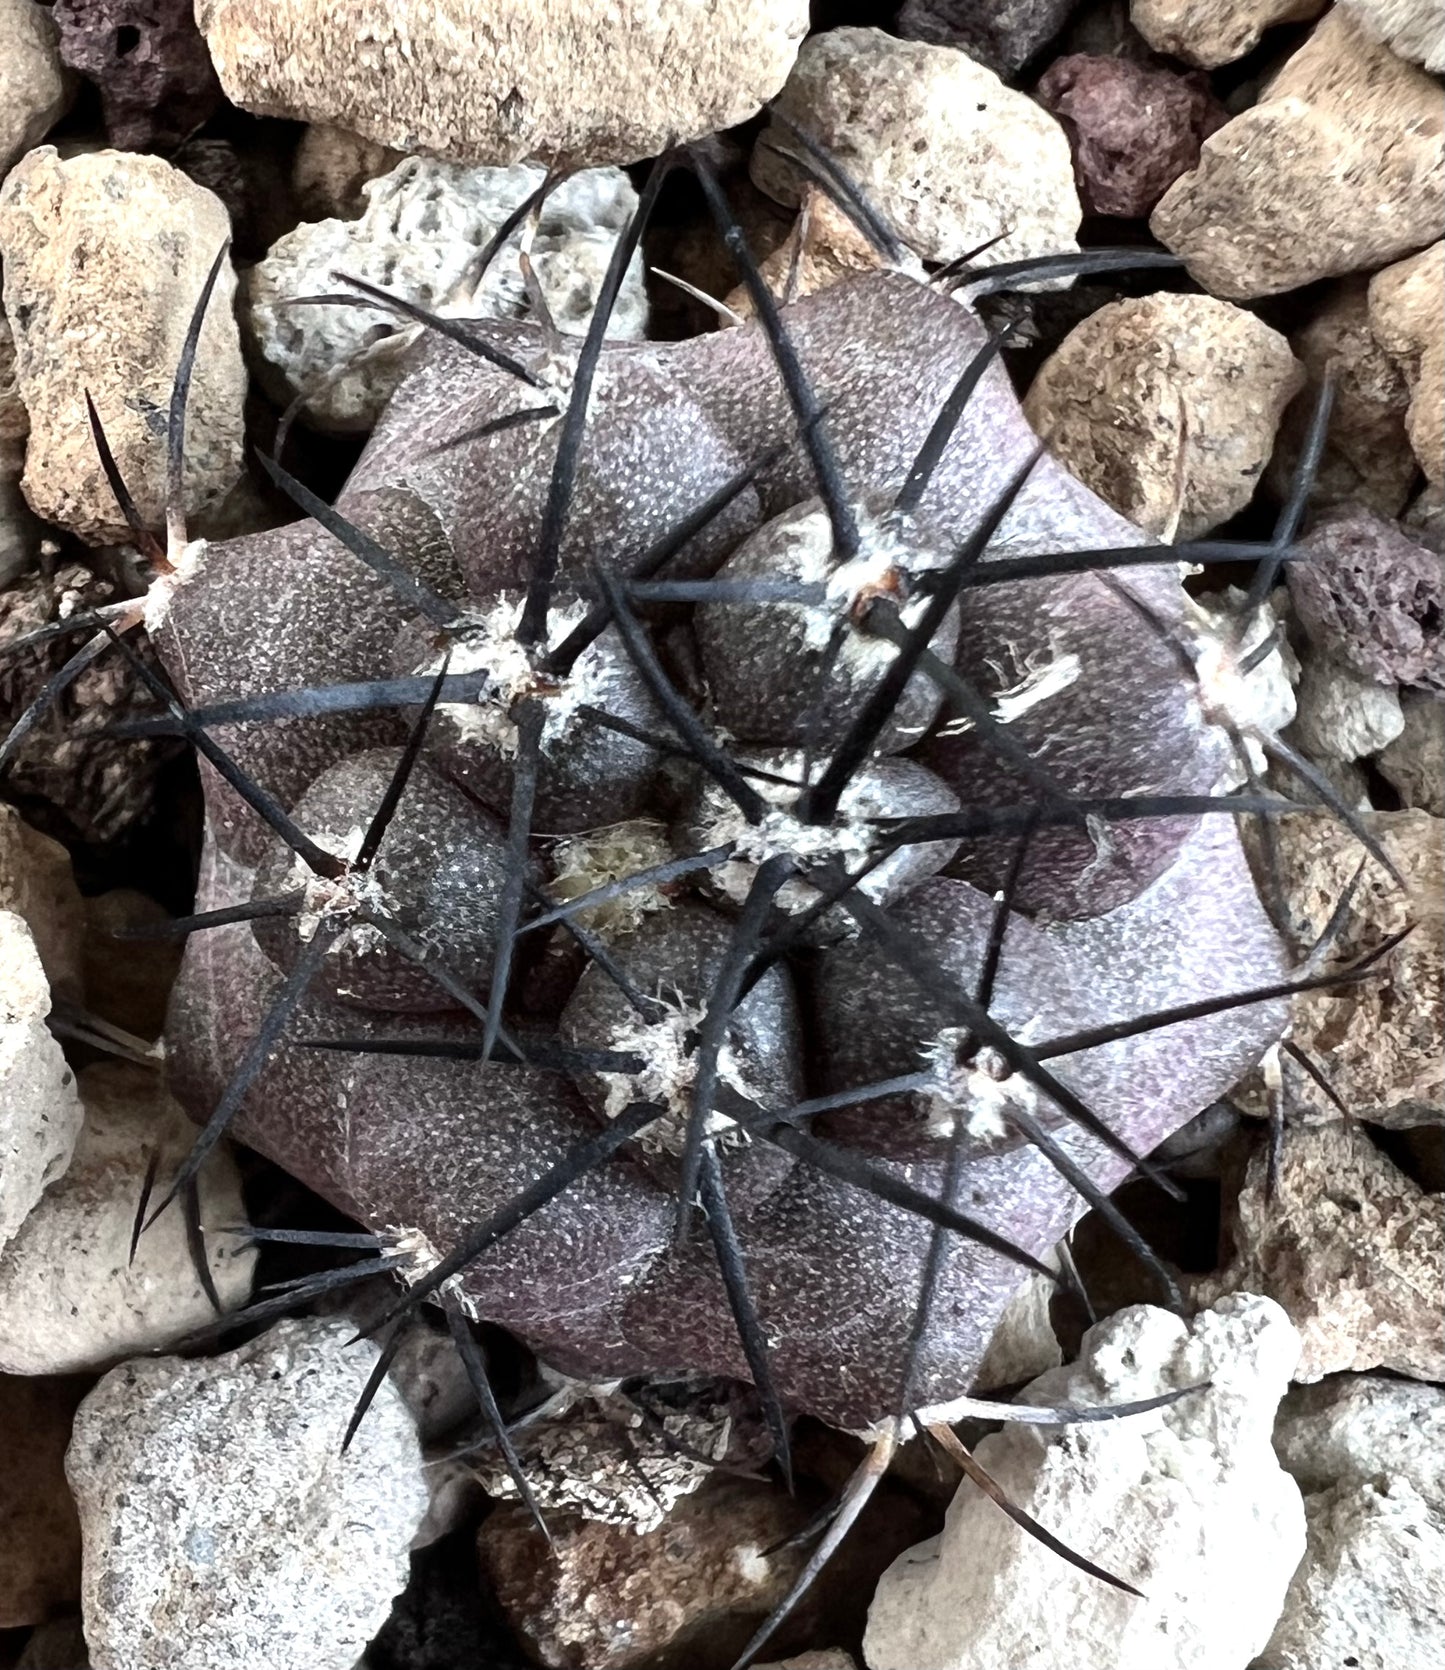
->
[1368, 240, 1445, 486]
[1289, 652, 1404, 763]
[895, 0, 1082, 75]
[0, 0, 71, 177]
[1378, 691, 1445, 815]
[1131, 0, 1327, 68]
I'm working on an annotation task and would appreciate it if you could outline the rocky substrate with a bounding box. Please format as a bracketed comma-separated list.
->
[0, 3, 1440, 1668]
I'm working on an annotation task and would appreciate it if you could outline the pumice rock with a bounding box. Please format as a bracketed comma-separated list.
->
[196, 0, 810, 168]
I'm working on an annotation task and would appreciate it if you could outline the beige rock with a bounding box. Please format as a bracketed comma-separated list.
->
[1369, 241, 1445, 486]
[0, 911, 83, 1253]
[1151, 8, 1445, 299]
[291, 123, 402, 222]
[1023, 292, 1302, 540]
[1269, 279, 1415, 518]
[1343, 0, 1445, 71]
[0, 1374, 86, 1627]
[81, 891, 182, 1042]
[0, 801, 84, 1000]
[198, 0, 809, 168]
[1200, 1120, 1444, 1381]
[1260, 810, 1443, 1127]
[724, 185, 912, 321]
[752, 28, 1080, 270]
[0, 148, 247, 547]
[0, 1062, 255, 1374]
[1274, 1373, 1445, 1506]
[1379, 692, 1445, 815]
[1290, 652, 1404, 762]
[1131, 0, 1326, 68]
[973, 1264, 1062, 1390]
[0, 0, 71, 178]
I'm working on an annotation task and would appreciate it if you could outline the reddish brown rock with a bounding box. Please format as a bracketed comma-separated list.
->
[1288, 505, 1445, 693]
[0, 1374, 87, 1627]
[51, 0, 222, 153]
[1035, 53, 1226, 218]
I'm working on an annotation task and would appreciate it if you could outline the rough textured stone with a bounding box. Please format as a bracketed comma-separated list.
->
[864, 1295, 1305, 1670]
[1379, 692, 1445, 815]
[1290, 651, 1404, 762]
[973, 1265, 1063, 1389]
[1034, 53, 1226, 219]
[752, 28, 1081, 270]
[724, 186, 913, 320]
[197, 0, 809, 167]
[1288, 506, 1445, 693]
[1151, 8, 1445, 298]
[1132, 0, 1326, 66]
[0, 0, 71, 178]
[1274, 1373, 1445, 1507]
[1023, 292, 1302, 539]
[246, 157, 646, 433]
[0, 149, 246, 547]
[759, 1657, 856, 1670]
[1201, 1120, 1445, 1381]
[291, 123, 402, 222]
[0, 911, 83, 1253]
[1255, 1478, 1445, 1670]
[51, 0, 222, 153]
[1270, 279, 1416, 518]
[1369, 241, 1445, 486]
[1257, 810, 1443, 1128]
[896, 0, 1081, 74]
[0, 1375, 87, 1628]
[0, 801, 85, 1000]
[1343, 0, 1445, 70]
[67, 1318, 428, 1670]
[0, 1063, 255, 1374]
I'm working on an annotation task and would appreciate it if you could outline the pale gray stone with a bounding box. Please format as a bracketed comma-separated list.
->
[1274, 1374, 1445, 1508]
[1290, 652, 1404, 762]
[1343, 0, 1445, 70]
[0, 0, 71, 177]
[1131, 0, 1325, 67]
[1379, 692, 1445, 815]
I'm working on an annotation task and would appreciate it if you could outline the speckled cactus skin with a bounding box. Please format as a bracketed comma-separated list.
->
[156, 268, 1286, 1429]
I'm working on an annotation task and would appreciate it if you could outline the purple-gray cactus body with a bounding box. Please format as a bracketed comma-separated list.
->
[158, 268, 1287, 1427]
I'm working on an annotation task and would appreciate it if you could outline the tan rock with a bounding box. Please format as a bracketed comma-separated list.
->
[0, 911, 83, 1252]
[198, 0, 809, 168]
[1343, 0, 1445, 71]
[1201, 1120, 1445, 1381]
[752, 27, 1080, 270]
[1261, 810, 1443, 1127]
[0, 0, 71, 177]
[0, 1062, 255, 1374]
[724, 185, 911, 320]
[291, 123, 403, 222]
[1290, 652, 1404, 763]
[1131, 0, 1326, 68]
[1369, 241, 1445, 485]
[0, 1374, 86, 1627]
[1269, 279, 1415, 518]
[0, 148, 247, 547]
[0, 801, 84, 1000]
[1023, 292, 1302, 539]
[1378, 692, 1445, 816]
[1151, 8, 1445, 298]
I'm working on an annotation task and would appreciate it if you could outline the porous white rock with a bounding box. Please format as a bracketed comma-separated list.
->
[752, 27, 1080, 271]
[197, 0, 809, 167]
[0, 1062, 255, 1373]
[0, 148, 247, 547]
[0, 911, 82, 1252]
[1274, 1374, 1445, 1508]
[245, 156, 647, 432]
[1023, 293, 1303, 540]
[1343, 0, 1445, 70]
[66, 1317, 428, 1670]
[1199, 1121, 1445, 1382]
[863, 1294, 1305, 1670]
[1255, 1478, 1445, 1670]
[1368, 242, 1445, 487]
[1378, 692, 1444, 815]
[0, 0, 70, 177]
[1151, 8, 1445, 298]
[1290, 652, 1404, 762]
[1131, 0, 1326, 67]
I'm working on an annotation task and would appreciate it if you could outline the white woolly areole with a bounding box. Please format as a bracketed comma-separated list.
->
[696, 750, 889, 916]
[1184, 588, 1299, 784]
[285, 824, 391, 947]
[762, 504, 939, 677]
[545, 821, 674, 936]
[920, 1029, 1045, 1143]
[938, 642, 1082, 737]
[600, 991, 757, 1157]
[423, 596, 613, 757]
[387, 1223, 477, 1320]
[142, 538, 209, 634]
